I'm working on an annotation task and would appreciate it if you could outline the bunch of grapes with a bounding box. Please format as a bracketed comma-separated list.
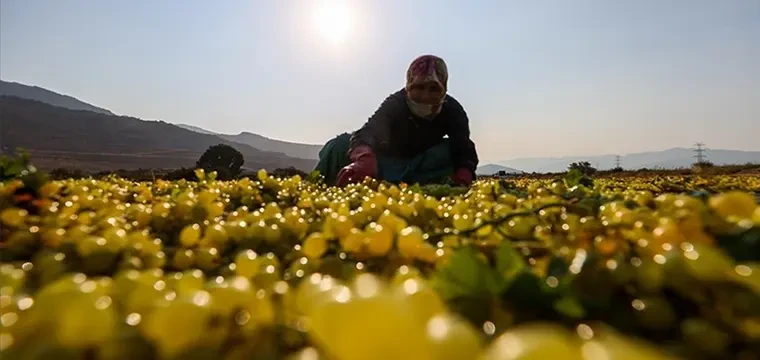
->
[1, 168, 759, 359]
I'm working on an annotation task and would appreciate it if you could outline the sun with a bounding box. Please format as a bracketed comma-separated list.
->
[313, 0, 352, 44]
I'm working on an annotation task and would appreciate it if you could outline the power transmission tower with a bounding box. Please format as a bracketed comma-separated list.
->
[614, 155, 622, 169]
[693, 142, 707, 164]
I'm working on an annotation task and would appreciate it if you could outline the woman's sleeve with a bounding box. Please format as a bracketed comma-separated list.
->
[448, 104, 479, 173]
[349, 93, 398, 153]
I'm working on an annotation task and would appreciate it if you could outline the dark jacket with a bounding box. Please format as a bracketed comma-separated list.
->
[349, 89, 479, 173]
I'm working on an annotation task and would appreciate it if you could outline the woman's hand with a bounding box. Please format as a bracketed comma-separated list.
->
[451, 168, 474, 187]
[336, 145, 378, 186]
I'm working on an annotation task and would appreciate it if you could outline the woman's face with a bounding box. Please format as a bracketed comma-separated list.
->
[407, 81, 444, 105]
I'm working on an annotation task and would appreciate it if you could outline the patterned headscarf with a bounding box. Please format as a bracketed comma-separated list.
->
[406, 55, 448, 94]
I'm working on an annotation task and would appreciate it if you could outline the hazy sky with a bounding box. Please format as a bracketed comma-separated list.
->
[1, 0, 758, 162]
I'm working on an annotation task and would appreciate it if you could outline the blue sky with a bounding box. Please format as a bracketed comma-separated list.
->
[1, 0, 758, 161]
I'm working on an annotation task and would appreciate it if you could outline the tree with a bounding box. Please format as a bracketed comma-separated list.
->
[196, 144, 244, 180]
[568, 161, 597, 175]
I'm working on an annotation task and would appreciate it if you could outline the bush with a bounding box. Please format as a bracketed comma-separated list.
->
[196, 144, 244, 180]
[567, 161, 597, 175]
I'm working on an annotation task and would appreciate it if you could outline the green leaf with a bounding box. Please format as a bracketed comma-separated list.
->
[306, 170, 323, 183]
[431, 247, 500, 300]
[501, 270, 552, 309]
[495, 241, 526, 291]
[554, 296, 587, 319]
[564, 169, 584, 187]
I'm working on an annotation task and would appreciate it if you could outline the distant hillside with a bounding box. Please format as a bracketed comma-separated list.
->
[500, 147, 760, 173]
[0, 96, 316, 173]
[176, 124, 216, 135]
[0, 80, 113, 115]
[476, 164, 523, 176]
[179, 124, 323, 160]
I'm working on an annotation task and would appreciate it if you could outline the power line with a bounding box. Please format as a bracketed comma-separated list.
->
[614, 155, 621, 169]
[693, 142, 707, 164]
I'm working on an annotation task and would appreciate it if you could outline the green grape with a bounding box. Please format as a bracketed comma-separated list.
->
[582, 325, 675, 360]
[452, 213, 474, 231]
[204, 224, 228, 246]
[303, 232, 329, 260]
[0, 265, 26, 293]
[52, 293, 117, 348]
[142, 250, 166, 269]
[309, 281, 433, 360]
[1, 208, 28, 228]
[392, 277, 447, 324]
[365, 223, 394, 256]
[179, 224, 201, 247]
[206, 275, 254, 318]
[397, 226, 424, 258]
[482, 323, 582, 360]
[634, 259, 665, 293]
[172, 249, 195, 270]
[194, 247, 221, 271]
[169, 269, 205, 295]
[426, 314, 484, 360]
[139, 291, 212, 359]
[234, 250, 259, 278]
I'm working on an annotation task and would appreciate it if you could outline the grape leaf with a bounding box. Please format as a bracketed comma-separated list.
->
[495, 241, 526, 291]
[431, 247, 500, 299]
[554, 296, 587, 319]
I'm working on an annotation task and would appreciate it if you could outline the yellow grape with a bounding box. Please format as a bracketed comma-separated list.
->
[303, 232, 329, 260]
[397, 226, 425, 258]
[179, 224, 201, 247]
[365, 223, 394, 256]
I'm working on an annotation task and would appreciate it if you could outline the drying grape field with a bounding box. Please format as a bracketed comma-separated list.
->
[1, 167, 760, 360]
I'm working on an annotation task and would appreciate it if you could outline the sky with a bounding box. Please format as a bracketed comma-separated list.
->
[1, 0, 759, 162]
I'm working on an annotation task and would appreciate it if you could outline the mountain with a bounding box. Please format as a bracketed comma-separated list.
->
[499, 147, 760, 173]
[0, 96, 316, 173]
[476, 164, 523, 176]
[178, 124, 323, 160]
[0, 80, 113, 115]
[176, 124, 216, 135]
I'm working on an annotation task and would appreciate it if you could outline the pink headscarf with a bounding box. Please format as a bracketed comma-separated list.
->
[406, 55, 449, 94]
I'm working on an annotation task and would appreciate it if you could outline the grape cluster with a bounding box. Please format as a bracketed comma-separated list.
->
[1, 169, 759, 359]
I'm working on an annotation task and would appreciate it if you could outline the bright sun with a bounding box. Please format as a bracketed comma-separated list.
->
[313, 1, 352, 44]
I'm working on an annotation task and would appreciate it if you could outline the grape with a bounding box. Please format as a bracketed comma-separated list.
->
[482, 323, 582, 360]
[2, 168, 759, 358]
[194, 247, 220, 271]
[172, 249, 195, 270]
[139, 292, 212, 358]
[52, 293, 117, 348]
[179, 224, 201, 247]
[393, 277, 447, 323]
[365, 223, 393, 256]
[709, 191, 757, 220]
[1, 208, 28, 228]
[397, 226, 424, 258]
[302, 232, 329, 260]
[426, 314, 484, 360]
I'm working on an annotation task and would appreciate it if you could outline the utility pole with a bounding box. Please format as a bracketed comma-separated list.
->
[614, 155, 622, 169]
[693, 142, 707, 164]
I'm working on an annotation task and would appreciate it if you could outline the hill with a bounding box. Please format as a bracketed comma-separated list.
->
[476, 164, 523, 176]
[0, 80, 113, 115]
[178, 124, 323, 160]
[499, 147, 760, 173]
[0, 96, 316, 173]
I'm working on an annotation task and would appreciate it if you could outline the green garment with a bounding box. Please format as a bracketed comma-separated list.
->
[314, 133, 455, 186]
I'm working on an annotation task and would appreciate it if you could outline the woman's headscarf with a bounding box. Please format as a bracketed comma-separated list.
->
[405, 55, 448, 118]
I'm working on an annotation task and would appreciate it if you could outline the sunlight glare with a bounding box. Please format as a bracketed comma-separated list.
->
[313, 0, 352, 44]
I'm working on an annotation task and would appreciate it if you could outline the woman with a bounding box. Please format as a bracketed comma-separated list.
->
[315, 54, 479, 187]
